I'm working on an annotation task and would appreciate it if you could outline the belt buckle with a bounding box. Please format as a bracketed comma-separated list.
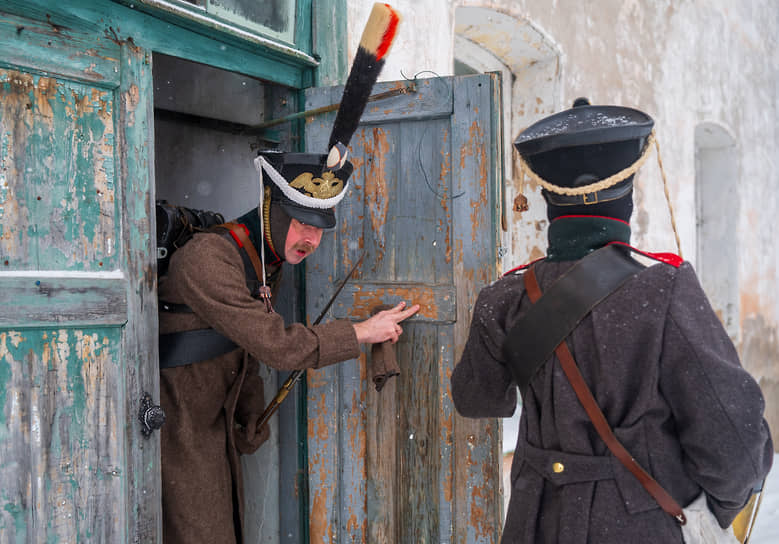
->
[582, 192, 599, 205]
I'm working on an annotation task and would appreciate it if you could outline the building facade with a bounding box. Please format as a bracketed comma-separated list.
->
[0, 1, 776, 542]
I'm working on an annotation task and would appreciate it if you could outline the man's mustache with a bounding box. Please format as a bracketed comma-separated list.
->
[292, 241, 316, 254]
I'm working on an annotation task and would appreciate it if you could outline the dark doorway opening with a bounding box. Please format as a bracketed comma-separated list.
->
[151, 52, 307, 544]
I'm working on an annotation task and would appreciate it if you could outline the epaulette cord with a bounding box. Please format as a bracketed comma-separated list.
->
[503, 257, 545, 277]
[606, 241, 683, 268]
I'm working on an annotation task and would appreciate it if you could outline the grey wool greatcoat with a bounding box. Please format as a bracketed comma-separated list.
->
[158, 232, 360, 544]
[451, 257, 773, 543]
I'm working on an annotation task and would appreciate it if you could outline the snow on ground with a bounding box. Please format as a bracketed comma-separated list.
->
[749, 454, 778, 543]
[502, 413, 778, 542]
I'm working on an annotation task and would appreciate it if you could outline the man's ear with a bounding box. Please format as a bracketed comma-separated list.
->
[269, 201, 291, 259]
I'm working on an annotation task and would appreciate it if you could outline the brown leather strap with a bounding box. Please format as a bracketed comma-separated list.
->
[221, 222, 263, 279]
[221, 222, 274, 313]
[524, 266, 686, 525]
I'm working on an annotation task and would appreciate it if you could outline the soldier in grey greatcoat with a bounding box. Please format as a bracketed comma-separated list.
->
[451, 99, 773, 543]
[158, 151, 418, 544]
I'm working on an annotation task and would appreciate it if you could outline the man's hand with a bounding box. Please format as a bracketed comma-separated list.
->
[353, 301, 420, 344]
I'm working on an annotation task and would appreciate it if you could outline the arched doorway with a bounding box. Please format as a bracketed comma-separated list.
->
[454, 5, 561, 266]
[695, 122, 740, 341]
[454, 5, 563, 517]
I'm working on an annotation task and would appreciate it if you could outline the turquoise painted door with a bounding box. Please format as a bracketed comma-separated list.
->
[304, 74, 505, 543]
[0, 7, 158, 543]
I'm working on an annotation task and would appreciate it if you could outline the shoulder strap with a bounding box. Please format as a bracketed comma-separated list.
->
[219, 222, 264, 285]
[159, 223, 265, 313]
[503, 245, 644, 388]
[523, 266, 687, 525]
[220, 222, 274, 313]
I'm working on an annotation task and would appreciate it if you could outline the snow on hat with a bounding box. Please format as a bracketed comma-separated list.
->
[514, 97, 654, 208]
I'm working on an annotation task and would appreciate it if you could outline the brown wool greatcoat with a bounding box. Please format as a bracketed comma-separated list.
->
[158, 232, 360, 544]
[451, 258, 773, 544]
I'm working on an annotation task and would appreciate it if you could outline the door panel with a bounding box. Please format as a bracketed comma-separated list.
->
[0, 65, 117, 270]
[0, 327, 124, 538]
[0, 8, 158, 542]
[304, 74, 503, 543]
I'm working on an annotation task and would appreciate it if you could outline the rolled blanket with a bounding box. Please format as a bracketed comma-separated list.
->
[369, 304, 400, 392]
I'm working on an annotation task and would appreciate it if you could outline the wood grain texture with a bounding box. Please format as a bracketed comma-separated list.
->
[0, 10, 130, 541]
[305, 74, 502, 543]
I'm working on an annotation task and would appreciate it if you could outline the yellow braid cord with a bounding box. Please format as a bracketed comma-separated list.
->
[262, 186, 275, 254]
[518, 131, 656, 196]
[653, 136, 683, 258]
[517, 129, 683, 257]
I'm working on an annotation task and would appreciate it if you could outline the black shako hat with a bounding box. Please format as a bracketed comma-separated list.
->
[252, 4, 400, 231]
[255, 150, 353, 230]
[513, 98, 654, 208]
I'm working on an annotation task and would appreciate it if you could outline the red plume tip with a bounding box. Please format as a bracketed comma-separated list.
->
[376, 7, 400, 61]
[359, 3, 401, 60]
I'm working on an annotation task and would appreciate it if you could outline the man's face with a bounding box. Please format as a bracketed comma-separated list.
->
[284, 218, 324, 264]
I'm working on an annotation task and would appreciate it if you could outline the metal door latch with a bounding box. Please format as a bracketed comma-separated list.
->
[138, 392, 166, 438]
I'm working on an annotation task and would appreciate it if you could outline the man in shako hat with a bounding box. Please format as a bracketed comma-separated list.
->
[450, 99, 772, 543]
[157, 6, 415, 542]
[157, 150, 418, 544]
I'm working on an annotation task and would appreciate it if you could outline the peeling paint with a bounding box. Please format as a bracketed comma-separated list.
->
[309, 486, 335, 543]
[0, 326, 122, 542]
[363, 127, 391, 263]
[439, 128, 453, 264]
[0, 68, 117, 270]
[305, 74, 501, 542]
[461, 120, 489, 246]
[351, 286, 440, 321]
[0, 332, 23, 427]
[124, 83, 140, 122]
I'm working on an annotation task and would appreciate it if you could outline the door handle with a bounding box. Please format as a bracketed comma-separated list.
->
[138, 392, 166, 438]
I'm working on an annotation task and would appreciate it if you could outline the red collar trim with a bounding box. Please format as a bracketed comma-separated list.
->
[606, 241, 684, 268]
[263, 232, 283, 266]
[502, 243, 683, 276]
[232, 223, 283, 266]
[503, 257, 545, 276]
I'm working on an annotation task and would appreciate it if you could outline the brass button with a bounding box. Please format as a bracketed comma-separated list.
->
[552, 462, 564, 473]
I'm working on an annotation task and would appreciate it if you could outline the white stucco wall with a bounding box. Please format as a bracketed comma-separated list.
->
[346, 0, 779, 434]
[347, 0, 454, 81]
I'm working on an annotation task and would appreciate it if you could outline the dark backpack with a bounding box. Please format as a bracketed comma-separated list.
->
[155, 200, 226, 276]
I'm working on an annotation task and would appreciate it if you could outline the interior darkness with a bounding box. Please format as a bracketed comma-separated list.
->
[152, 52, 296, 220]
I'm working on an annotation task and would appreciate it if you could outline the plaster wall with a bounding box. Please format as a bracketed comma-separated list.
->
[345, 0, 779, 442]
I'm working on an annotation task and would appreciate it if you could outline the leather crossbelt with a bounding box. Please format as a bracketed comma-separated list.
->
[512, 249, 686, 525]
[503, 245, 644, 388]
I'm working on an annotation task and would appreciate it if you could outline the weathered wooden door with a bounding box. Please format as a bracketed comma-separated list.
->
[0, 6, 158, 542]
[304, 74, 504, 543]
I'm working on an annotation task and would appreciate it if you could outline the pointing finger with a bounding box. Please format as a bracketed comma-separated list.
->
[396, 304, 420, 321]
